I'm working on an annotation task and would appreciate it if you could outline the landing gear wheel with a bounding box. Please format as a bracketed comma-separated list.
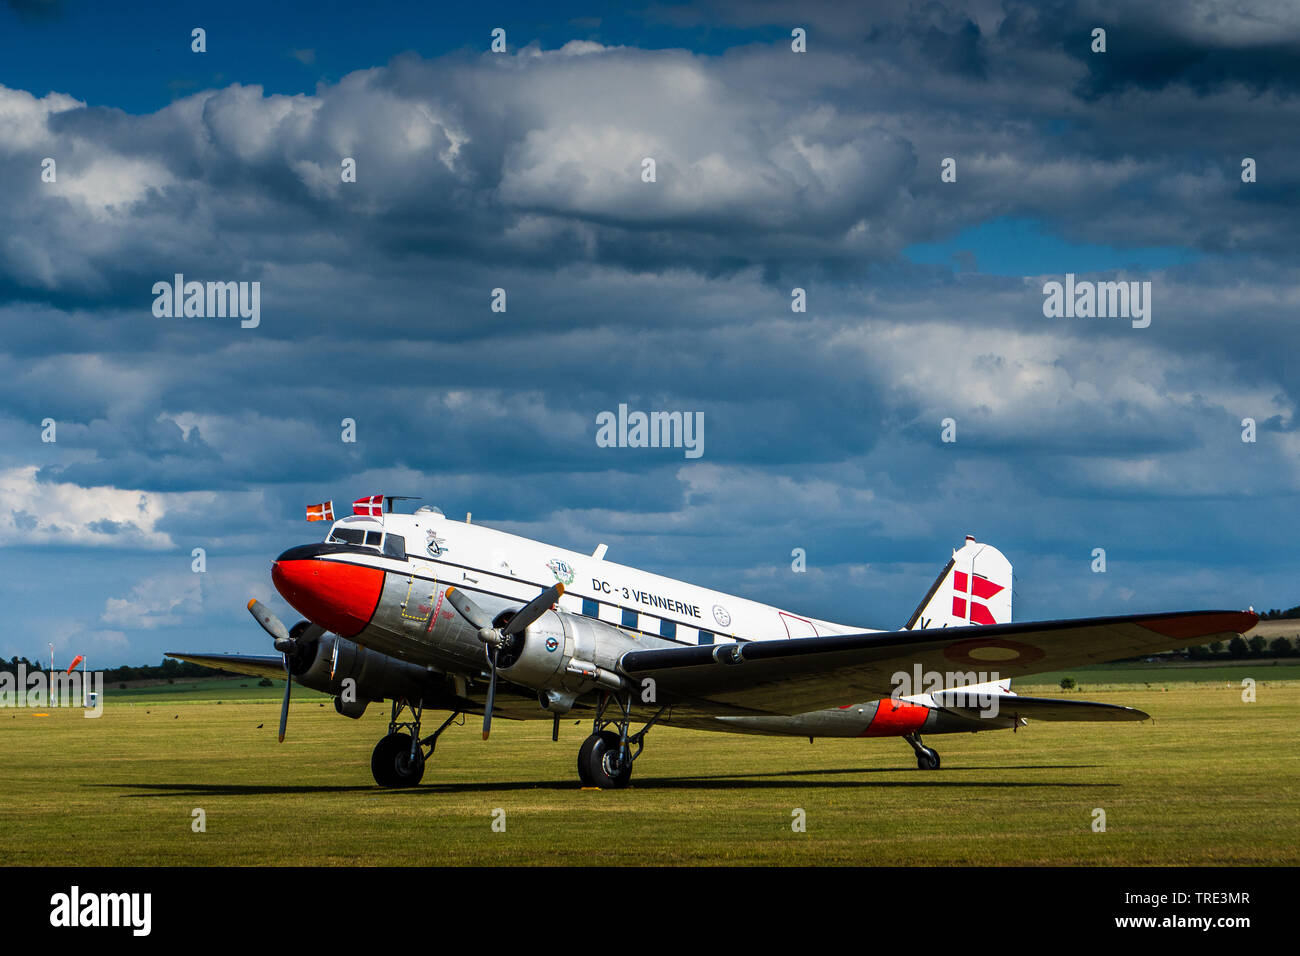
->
[372, 732, 425, 787]
[578, 730, 633, 789]
[916, 747, 941, 771]
[577, 733, 598, 786]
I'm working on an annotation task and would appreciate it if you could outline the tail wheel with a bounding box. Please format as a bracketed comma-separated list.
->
[916, 747, 941, 771]
[579, 730, 632, 789]
[372, 732, 425, 787]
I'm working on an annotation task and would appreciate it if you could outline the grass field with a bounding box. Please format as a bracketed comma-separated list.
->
[2, 677, 1297, 866]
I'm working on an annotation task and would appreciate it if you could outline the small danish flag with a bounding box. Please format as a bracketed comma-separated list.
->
[306, 501, 334, 522]
[952, 570, 1005, 626]
[352, 494, 383, 517]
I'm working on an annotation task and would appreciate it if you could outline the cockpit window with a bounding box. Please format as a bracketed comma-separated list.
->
[327, 525, 405, 558]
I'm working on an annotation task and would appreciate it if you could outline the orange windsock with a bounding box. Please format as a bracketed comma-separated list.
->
[66, 654, 84, 674]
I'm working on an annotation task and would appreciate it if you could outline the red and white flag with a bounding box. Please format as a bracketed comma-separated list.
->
[306, 501, 335, 522]
[352, 494, 383, 517]
[66, 654, 84, 674]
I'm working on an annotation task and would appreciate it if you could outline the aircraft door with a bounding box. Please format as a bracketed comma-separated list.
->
[780, 611, 818, 638]
[400, 562, 439, 634]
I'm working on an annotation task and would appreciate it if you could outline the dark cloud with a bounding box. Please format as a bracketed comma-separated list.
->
[1, 1, 1297, 665]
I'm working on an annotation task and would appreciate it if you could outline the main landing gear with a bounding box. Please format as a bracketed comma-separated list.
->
[576, 692, 666, 789]
[904, 731, 941, 771]
[371, 699, 461, 788]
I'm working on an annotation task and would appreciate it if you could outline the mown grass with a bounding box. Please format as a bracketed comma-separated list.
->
[2, 681, 1295, 866]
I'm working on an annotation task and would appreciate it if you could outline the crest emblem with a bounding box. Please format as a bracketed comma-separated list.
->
[426, 530, 448, 557]
[546, 557, 575, 586]
[712, 605, 731, 628]
[545, 637, 559, 653]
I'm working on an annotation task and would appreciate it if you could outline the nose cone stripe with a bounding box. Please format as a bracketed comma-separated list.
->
[272, 558, 384, 638]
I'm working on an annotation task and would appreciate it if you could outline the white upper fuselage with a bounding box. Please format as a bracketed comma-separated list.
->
[329, 507, 872, 649]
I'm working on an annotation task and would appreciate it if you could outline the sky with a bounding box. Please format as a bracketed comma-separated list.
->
[1, 0, 1298, 667]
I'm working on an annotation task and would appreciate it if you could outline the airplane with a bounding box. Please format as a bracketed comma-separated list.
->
[168, 495, 1257, 788]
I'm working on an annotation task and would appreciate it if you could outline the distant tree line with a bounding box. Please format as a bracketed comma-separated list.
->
[1188, 635, 1299, 659]
[1260, 606, 1300, 620]
[1, 656, 226, 682]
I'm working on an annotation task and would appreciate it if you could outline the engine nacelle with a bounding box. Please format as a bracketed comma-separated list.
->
[333, 696, 370, 719]
[287, 630, 429, 704]
[495, 610, 661, 710]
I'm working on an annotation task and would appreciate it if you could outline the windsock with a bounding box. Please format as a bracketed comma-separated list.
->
[66, 654, 84, 674]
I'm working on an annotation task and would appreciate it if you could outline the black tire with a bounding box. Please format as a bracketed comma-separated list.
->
[581, 730, 633, 789]
[577, 734, 598, 786]
[372, 733, 425, 787]
[916, 747, 940, 771]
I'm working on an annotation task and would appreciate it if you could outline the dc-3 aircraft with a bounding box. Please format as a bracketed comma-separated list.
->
[169, 495, 1257, 788]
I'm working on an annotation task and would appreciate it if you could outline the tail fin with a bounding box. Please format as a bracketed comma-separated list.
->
[905, 535, 1013, 630]
[906, 535, 1014, 696]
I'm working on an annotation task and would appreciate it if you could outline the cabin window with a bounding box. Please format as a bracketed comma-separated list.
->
[660, 619, 677, 639]
[621, 608, 638, 629]
[382, 534, 406, 559]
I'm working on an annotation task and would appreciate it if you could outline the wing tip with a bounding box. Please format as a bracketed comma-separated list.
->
[1137, 609, 1258, 640]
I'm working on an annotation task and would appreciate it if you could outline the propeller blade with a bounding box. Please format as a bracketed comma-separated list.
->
[502, 582, 564, 637]
[445, 587, 493, 631]
[278, 667, 292, 743]
[248, 598, 290, 644]
[329, 639, 340, 681]
[482, 645, 499, 740]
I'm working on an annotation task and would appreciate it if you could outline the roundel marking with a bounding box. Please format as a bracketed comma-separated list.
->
[942, 638, 1045, 668]
[545, 637, 559, 653]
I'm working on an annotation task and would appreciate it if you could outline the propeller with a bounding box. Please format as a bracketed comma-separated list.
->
[445, 583, 564, 740]
[247, 599, 324, 742]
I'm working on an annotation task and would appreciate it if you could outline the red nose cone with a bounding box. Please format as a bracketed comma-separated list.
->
[272, 558, 384, 638]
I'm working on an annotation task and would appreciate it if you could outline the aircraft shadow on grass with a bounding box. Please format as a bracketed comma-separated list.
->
[87, 765, 1117, 798]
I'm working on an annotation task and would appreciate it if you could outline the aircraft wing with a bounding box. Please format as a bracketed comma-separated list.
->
[619, 610, 1254, 717]
[165, 651, 287, 682]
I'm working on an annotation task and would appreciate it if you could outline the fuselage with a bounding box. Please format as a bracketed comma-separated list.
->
[270, 508, 1010, 737]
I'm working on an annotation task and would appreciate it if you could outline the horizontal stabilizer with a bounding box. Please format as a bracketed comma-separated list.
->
[933, 692, 1149, 722]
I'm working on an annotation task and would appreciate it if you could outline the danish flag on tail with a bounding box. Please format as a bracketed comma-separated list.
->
[352, 494, 383, 517]
[905, 534, 1013, 630]
[953, 569, 1005, 625]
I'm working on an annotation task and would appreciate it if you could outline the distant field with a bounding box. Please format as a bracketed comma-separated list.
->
[103, 677, 330, 703]
[1247, 619, 1300, 640]
[1018, 658, 1300, 693]
[1, 680, 1296, 866]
